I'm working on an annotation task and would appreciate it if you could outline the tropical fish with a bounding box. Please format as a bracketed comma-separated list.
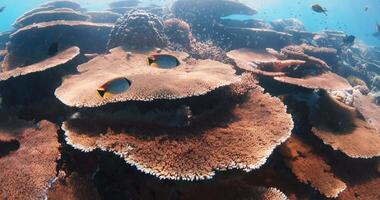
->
[343, 35, 355, 45]
[312, 4, 327, 16]
[97, 77, 131, 98]
[48, 42, 58, 56]
[148, 54, 180, 69]
[0, 6, 5, 13]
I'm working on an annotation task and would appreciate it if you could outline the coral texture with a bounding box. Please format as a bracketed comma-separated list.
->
[107, 9, 166, 49]
[0, 120, 60, 200]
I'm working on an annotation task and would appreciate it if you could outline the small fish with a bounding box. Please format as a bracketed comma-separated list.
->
[97, 77, 131, 98]
[148, 54, 180, 69]
[377, 23, 380, 33]
[343, 35, 355, 45]
[364, 7, 368, 12]
[48, 42, 58, 56]
[312, 4, 327, 16]
[0, 6, 5, 13]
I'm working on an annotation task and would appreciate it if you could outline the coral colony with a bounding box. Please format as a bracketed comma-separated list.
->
[0, 0, 380, 199]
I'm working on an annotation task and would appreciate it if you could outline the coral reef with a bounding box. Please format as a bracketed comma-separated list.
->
[172, 0, 257, 42]
[224, 27, 292, 49]
[281, 136, 347, 198]
[310, 91, 380, 158]
[4, 21, 111, 69]
[55, 47, 237, 107]
[0, 47, 80, 108]
[47, 172, 101, 200]
[0, 120, 60, 200]
[271, 18, 306, 32]
[14, 9, 90, 28]
[1, 0, 380, 199]
[353, 90, 380, 133]
[164, 18, 193, 49]
[59, 75, 293, 180]
[87, 11, 121, 23]
[227, 47, 351, 90]
[107, 9, 166, 49]
[109, 0, 141, 8]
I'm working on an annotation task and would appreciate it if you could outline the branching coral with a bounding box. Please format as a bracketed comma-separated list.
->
[107, 9, 166, 49]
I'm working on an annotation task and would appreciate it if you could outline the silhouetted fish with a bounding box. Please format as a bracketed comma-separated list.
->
[0, 6, 5, 13]
[364, 7, 368, 12]
[97, 77, 131, 98]
[48, 42, 58, 56]
[343, 35, 355, 45]
[148, 54, 180, 69]
[312, 4, 327, 16]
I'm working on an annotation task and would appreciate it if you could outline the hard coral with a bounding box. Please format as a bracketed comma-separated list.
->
[0, 120, 60, 200]
[310, 91, 380, 158]
[271, 18, 306, 32]
[14, 9, 90, 28]
[4, 21, 111, 69]
[227, 48, 351, 90]
[87, 11, 121, 23]
[281, 136, 347, 198]
[107, 9, 166, 50]
[62, 82, 293, 180]
[172, 0, 257, 39]
[164, 18, 193, 49]
[55, 47, 238, 108]
[353, 90, 380, 133]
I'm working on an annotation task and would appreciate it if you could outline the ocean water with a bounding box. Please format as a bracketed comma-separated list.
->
[0, 0, 379, 47]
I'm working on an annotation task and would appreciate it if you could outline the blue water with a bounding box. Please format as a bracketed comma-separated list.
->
[0, 0, 379, 46]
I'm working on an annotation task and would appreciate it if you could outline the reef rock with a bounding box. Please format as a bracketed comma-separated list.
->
[107, 9, 166, 49]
